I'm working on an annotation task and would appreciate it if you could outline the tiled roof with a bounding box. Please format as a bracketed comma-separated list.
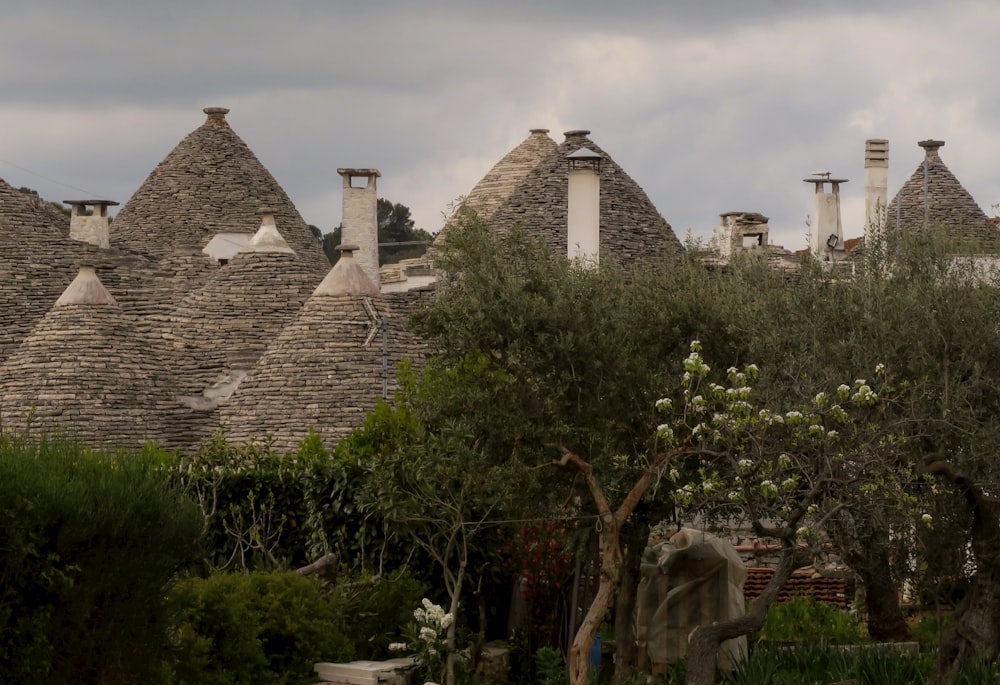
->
[743, 567, 850, 609]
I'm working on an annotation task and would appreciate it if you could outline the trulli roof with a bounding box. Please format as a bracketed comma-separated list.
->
[488, 130, 682, 262]
[219, 250, 423, 452]
[886, 140, 1000, 249]
[110, 107, 329, 271]
[0, 267, 168, 447]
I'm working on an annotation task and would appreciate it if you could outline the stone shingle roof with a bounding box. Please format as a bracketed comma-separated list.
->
[219, 249, 424, 452]
[488, 130, 682, 263]
[0, 267, 167, 447]
[458, 128, 557, 224]
[110, 107, 329, 272]
[161, 217, 322, 401]
[886, 139, 1000, 249]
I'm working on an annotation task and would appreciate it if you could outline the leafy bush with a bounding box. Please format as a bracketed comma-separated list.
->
[167, 570, 354, 685]
[328, 570, 429, 660]
[909, 611, 950, 649]
[177, 430, 374, 572]
[759, 596, 868, 645]
[0, 436, 201, 684]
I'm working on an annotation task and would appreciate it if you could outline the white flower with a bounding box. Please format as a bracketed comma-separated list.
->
[781, 477, 797, 491]
[814, 392, 828, 405]
[440, 613, 454, 629]
[669, 467, 680, 480]
[760, 480, 778, 498]
[738, 458, 753, 472]
[389, 642, 408, 652]
[703, 481, 716, 493]
[796, 526, 811, 539]
[657, 424, 675, 442]
[656, 397, 672, 411]
[420, 626, 438, 642]
[851, 384, 878, 405]
[921, 513, 933, 524]
[785, 410, 803, 422]
[837, 384, 851, 398]
[875, 363, 886, 375]
[826, 430, 839, 439]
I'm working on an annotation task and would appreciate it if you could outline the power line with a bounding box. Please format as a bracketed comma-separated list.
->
[0, 158, 112, 201]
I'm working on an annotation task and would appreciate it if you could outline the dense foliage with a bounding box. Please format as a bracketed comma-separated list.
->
[168, 571, 353, 685]
[0, 437, 201, 684]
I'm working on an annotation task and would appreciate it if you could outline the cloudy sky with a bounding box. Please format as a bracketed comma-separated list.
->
[1, 0, 997, 250]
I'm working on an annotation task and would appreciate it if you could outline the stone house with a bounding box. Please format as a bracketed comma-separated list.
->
[0, 108, 681, 452]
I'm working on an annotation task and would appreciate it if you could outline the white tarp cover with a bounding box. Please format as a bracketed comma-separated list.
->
[636, 528, 748, 672]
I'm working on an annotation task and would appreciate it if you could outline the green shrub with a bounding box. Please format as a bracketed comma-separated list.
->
[177, 430, 384, 573]
[167, 570, 354, 685]
[759, 596, 868, 645]
[328, 570, 429, 659]
[0, 436, 201, 684]
[909, 611, 950, 649]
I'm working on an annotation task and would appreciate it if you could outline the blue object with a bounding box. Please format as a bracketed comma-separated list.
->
[588, 631, 602, 670]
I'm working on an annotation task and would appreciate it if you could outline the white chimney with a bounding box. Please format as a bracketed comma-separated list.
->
[337, 168, 381, 287]
[566, 138, 600, 266]
[864, 139, 889, 238]
[65, 199, 118, 249]
[803, 173, 848, 259]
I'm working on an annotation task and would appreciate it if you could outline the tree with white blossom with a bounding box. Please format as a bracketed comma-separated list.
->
[556, 341, 916, 685]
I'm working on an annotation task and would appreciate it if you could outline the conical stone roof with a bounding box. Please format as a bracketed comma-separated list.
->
[111, 106, 329, 272]
[219, 249, 414, 452]
[162, 215, 323, 403]
[887, 139, 1000, 249]
[488, 130, 682, 263]
[458, 128, 558, 224]
[0, 267, 168, 447]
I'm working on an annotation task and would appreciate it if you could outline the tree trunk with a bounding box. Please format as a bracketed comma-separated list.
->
[924, 458, 1000, 684]
[685, 547, 796, 685]
[444, 559, 466, 685]
[932, 567, 1000, 684]
[568, 513, 621, 685]
[857, 556, 912, 642]
[832, 512, 911, 642]
[613, 521, 649, 685]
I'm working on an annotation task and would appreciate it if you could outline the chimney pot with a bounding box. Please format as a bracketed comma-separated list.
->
[530, 128, 550, 134]
[918, 139, 945, 158]
[64, 199, 118, 249]
[563, 129, 591, 141]
[864, 139, 889, 168]
[203, 107, 230, 126]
